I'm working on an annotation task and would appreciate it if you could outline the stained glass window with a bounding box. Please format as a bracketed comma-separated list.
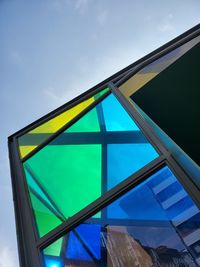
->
[42, 166, 200, 267]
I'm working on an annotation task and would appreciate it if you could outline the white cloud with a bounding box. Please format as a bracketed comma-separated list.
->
[0, 247, 17, 267]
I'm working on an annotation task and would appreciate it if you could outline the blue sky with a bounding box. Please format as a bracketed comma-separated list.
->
[0, 0, 200, 266]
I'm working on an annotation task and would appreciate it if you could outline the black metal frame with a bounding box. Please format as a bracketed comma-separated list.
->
[8, 24, 200, 267]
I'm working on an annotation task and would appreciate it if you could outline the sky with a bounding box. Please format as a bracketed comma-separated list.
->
[0, 0, 200, 266]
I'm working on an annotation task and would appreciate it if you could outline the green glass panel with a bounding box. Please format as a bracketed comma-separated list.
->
[43, 238, 63, 257]
[24, 144, 102, 223]
[66, 108, 100, 133]
[29, 192, 62, 237]
[94, 87, 109, 100]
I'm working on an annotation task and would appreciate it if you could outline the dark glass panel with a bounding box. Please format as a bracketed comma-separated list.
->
[130, 42, 200, 165]
[119, 35, 200, 99]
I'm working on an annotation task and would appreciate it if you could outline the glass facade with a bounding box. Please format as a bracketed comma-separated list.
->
[8, 26, 200, 267]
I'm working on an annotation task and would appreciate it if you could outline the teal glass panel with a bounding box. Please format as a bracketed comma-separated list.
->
[102, 94, 139, 131]
[42, 166, 200, 267]
[25, 167, 59, 216]
[24, 93, 158, 237]
[107, 143, 158, 189]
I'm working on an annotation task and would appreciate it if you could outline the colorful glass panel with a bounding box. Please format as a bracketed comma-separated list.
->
[43, 166, 200, 267]
[23, 93, 158, 237]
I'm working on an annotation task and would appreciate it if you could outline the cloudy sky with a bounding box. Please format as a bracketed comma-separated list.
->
[0, 0, 200, 266]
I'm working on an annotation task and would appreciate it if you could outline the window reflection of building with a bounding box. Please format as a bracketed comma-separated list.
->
[106, 226, 152, 267]
[148, 167, 200, 265]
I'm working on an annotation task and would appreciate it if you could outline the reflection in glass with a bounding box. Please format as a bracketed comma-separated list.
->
[24, 93, 158, 237]
[43, 166, 200, 267]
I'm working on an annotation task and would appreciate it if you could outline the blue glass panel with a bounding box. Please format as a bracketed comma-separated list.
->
[44, 257, 62, 267]
[75, 224, 101, 260]
[66, 224, 101, 261]
[42, 166, 200, 266]
[177, 212, 200, 237]
[108, 179, 168, 219]
[107, 143, 158, 189]
[102, 94, 139, 131]
[165, 196, 195, 219]
[66, 231, 93, 261]
[156, 181, 183, 202]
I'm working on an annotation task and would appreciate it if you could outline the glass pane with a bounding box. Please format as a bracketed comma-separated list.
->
[18, 88, 109, 158]
[42, 166, 200, 267]
[24, 93, 158, 237]
[119, 35, 200, 98]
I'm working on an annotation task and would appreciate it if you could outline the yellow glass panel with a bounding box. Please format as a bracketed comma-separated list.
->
[119, 72, 157, 98]
[18, 88, 109, 159]
[30, 97, 94, 134]
[20, 146, 37, 158]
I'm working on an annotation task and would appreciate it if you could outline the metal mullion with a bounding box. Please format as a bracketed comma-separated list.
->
[109, 81, 170, 157]
[36, 155, 166, 250]
[116, 26, 200, 87]
[8, 137, 42, 267]
[60, 234, 69, 259]
[21, 89, 111, 163]
[96, 102, 108, 222]
[26, 131, 148, 146]
[166, 155, 200, 209]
